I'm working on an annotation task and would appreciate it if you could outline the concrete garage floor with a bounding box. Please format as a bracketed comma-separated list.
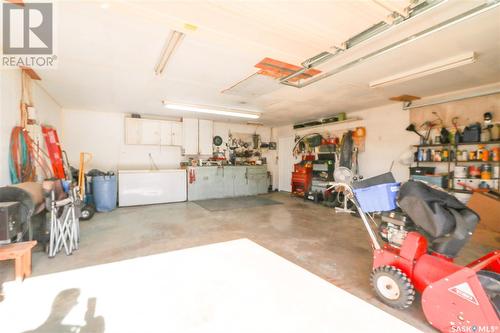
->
[0, 192, 497, 332]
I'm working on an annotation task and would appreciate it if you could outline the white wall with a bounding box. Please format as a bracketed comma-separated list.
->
[61, 109, 276, 177]
[0, 70, 62, 186]
[61, 109, 182, 171]
[274, 104, 418, 185]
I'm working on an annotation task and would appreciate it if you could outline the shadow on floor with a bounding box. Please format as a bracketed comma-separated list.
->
[22, 288, 105, 333]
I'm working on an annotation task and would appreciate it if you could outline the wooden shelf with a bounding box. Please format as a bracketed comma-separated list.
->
[449, 189, 472, 194]
[415, 160, 499, 163]
[456, 140, 500, 146]
[413, 140, 500, 148]
[454, 160, 500, 164]
[454, 177, 499, 179]
[412, 143, 452, 148]
[294, 117, 362, 131]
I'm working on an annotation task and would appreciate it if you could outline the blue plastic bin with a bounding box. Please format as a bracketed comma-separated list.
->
[93, 175, 117, 212]
[353, 182, 400, 213]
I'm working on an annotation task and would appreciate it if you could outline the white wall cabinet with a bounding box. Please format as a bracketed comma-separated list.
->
[182, 118, 213, 155]
[125, 118, 142, 145]
[182, 118, 199, 155]
[160, 121, 172, 145]
[171, 122, 183, 146]
[198, 119, 214, 155]
[141, 119, 161, 145]
[125, 117, 182, 146]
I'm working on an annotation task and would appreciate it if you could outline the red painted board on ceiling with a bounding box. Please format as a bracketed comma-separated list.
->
[6, 0, 24, 6]
[255, 57, 321, 82]
[21, 67, 41, 80]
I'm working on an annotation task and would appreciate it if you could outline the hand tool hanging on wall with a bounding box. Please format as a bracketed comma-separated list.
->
[20, 69, 34, 128]
[189, 169, 196, 184]
[292, 133, 324, 157]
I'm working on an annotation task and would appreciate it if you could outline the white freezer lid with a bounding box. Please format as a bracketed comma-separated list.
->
[118, 169, 186, 174]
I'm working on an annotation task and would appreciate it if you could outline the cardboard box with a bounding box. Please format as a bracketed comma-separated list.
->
[467, 192, 500, 233]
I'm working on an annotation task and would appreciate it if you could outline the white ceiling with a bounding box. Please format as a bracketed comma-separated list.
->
[37, 0, 500, 125]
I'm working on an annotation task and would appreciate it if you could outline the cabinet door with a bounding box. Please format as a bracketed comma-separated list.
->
[171, 122, 183, 146]
[125, 118, 142, 144]
[183, 118, 199, 155]
[187, 167, 222, 200]
[198, 119, 213, 155]
[222, 167, 234, 197]
[248, 174, 268, 195]
[141, 119, 161, 145]
[233, 167, 249, 197]
[160, 121, 172, 146]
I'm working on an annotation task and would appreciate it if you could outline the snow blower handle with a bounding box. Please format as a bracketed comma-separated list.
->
[327, 182, 381, 250]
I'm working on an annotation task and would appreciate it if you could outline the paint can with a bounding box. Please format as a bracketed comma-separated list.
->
[461, 150, 468, 161]
[492, 147, 499, 162]
[493, 165, 500, 179]
[480, 164, 492, 180]
[454, 166, 468, 178]
[469, 165, 481, 178]
[469, 151, 476, 161]
[482, 149, 489, 162]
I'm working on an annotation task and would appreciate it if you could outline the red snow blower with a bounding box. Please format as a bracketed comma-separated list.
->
[330, 177, 499, 333]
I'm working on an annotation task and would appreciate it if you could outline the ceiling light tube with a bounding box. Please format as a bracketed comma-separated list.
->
[163, 102, 260, 119]
[155, 30, 185, 76]
[369, 52, 476, 88]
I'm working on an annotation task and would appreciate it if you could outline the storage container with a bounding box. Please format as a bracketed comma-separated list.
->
[453, 166, 467, 178]
[93, 175, 117, 212]
[462, 123, 481, 143]
[453, 178, 481, 190]
[410, 166, 435, 176]
[353, 182, 400, 213]
[411, 175, 448, 188]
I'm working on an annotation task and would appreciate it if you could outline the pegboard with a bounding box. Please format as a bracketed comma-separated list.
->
[409, 93, 500, 128]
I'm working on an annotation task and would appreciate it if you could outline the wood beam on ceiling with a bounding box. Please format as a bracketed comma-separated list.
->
[21, 67, 41, 81]
[389, 95, 420, 102]
[6, 0, 24, 6]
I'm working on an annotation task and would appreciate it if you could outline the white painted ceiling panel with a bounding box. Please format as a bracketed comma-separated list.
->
[34, 0, 500, 125]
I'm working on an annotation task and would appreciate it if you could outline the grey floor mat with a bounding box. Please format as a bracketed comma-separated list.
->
[194, 196, 282, 212]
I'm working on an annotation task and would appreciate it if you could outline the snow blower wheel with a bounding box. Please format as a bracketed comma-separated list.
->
[80, 204, 95, 221]
[371, 266, 415, 309]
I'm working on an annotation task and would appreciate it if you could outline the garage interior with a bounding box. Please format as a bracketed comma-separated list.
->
[0, 1, 499, 332]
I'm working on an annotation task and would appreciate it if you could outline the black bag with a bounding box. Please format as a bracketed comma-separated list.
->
[398, 181, 479, 257]
[462, 123, 481, 143]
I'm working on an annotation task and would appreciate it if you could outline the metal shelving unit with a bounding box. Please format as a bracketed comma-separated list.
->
[412, 140, 500, 194]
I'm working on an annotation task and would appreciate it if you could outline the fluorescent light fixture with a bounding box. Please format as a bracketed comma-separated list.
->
[369, 52, 476, 88]
[163, 102, 260, 119]
[154, 30, 185, 76]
